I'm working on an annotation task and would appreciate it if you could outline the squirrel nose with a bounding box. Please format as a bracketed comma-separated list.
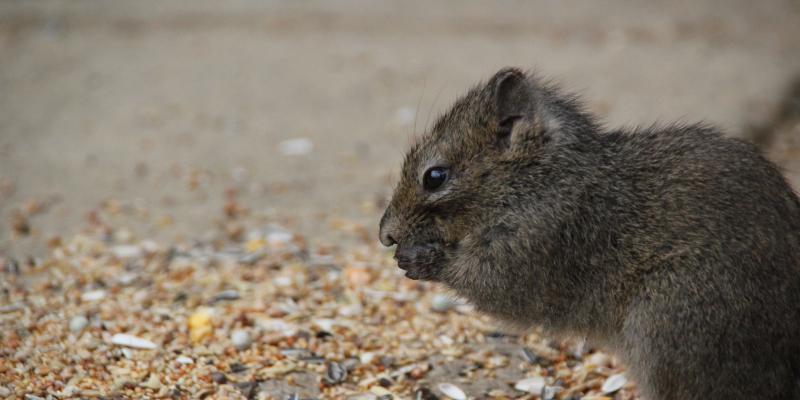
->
[379, 210, 398, 247]
[380, 232, 397, 247]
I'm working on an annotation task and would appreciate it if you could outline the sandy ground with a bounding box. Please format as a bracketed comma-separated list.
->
[2, 0, 800, 257]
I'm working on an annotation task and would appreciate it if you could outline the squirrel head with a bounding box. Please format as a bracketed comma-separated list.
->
[379, 67, 578, 281]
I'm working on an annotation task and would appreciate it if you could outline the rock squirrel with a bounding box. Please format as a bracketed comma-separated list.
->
[379, 67, 800, 399]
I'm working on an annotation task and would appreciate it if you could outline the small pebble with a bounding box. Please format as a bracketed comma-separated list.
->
[231, 329, 252, 350]
[69, 315, 89, 333]
[176, 356, 194, 364]
[280, 348, 309, 357]
[514, 376, 545, 394]
[121, 348, 134, 359]
[314, 318, 336, 332]
[601, 373, 627, 394]
[437, 383, 466, 400]
[266, 230, 293, 246]
[542, 386, 562, 400]
[141, 374, 161, 390]
[378, 377, 393, 387]
[343, 357, 360, 371]
[338, 303, 362, 317]
[430, 294, 456, 312]
[112, 245, 142, 259]
[360, 352, 376, 364]
[238, 251, 265, 265]
[3, 258, 20, 274]
[521, 347, 548, 366]
[379, 355, 396, 368]
[0, 386, 11, 397]
[210, 371, 228, 384]
[81, 290, 106, 302]
[415, 387, 440, 400]
[273, 276, 293, 287]
[408, 366, 428, 380]
[325, 361, 348, 384]
[454, 303, 474, 314]
[348, 395, 378, 400]
[116, 272, 138, 286]
[487, 355, 508, 368]
[370, 387, 394, 398]
[258, 318, 296, 332]
[229, 362, 248, 373]
[278, 138, 313, 156]
[111, 333, 157, 350]
[486, 389, 510, 398]
[586, 352, 611, 367]
[235, 381, 257, 398]
[0, 303, 23, 313]
[212, 290, 241, 303]
[344, 266, 373, 286]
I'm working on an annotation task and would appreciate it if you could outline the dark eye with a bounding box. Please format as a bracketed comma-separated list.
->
[423, 167, 449, 191]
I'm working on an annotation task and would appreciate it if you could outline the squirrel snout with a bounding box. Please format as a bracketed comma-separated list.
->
[379, 210, 398, 247]
[380, 230, 397, 247]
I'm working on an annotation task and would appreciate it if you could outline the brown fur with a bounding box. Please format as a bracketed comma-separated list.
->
[380, 68, 800, 399]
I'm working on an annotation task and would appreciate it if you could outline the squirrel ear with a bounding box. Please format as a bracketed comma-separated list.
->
[489, 67, 535, 146]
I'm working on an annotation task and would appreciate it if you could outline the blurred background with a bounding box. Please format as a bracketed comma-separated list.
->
[2, 0, 799, 256]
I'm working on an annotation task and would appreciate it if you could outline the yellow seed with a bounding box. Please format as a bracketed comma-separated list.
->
[188, 309, 214, 343]
[244, 239, 266, 253]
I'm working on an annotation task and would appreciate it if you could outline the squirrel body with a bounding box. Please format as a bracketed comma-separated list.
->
[379, 68, 800, 399]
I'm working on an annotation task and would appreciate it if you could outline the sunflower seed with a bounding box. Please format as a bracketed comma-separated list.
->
[601, 373, 627, 394]
[437, 383, 466, 400]
[325, 361, 348, 384]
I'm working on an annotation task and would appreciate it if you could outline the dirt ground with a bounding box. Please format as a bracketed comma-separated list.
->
[2, 0, 800, 257]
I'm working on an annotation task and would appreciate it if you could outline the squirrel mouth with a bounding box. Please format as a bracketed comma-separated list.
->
[394, 243, 444, 281]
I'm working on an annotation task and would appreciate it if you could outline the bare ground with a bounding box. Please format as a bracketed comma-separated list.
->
[2, 0, 800, 256]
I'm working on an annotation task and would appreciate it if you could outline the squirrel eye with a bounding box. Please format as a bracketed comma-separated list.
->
[422, 167, 449, 191]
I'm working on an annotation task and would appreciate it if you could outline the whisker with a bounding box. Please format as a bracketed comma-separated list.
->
[425, 81, 449, 134]
[413, 76, 428, 138]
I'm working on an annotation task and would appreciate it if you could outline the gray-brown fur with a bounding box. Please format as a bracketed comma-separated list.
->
[379, 67, 800, 399]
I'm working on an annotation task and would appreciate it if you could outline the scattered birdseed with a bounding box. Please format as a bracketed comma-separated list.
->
[0, 216, 638, 399]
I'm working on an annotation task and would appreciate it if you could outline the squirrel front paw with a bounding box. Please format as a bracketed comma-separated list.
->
[394, 243, 447, 281]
